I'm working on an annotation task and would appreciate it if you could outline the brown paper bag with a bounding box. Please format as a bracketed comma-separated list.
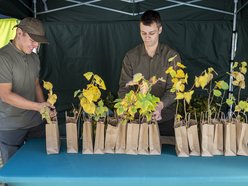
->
[175, 121, 189, 157]
[212, 118, 224, 155]
[66, 123, 78, 153]
[224, 120, 236, 156]
[199, 113, 214, 157]
[105, 118, 118, 153]
[201, 123, 214, 157]
[94, 121, 105, 154]
[149, 122, 161, 155]
[126, 122, 140, 155]
[236, 121, 248, 156]
[45, 120, 60, 154]
[82, 120, 94, 154]
[115, 121, 127, 154]
[138, 122, 149, 155]
[187, 119, 200, 156]
[65, 112, 78, 153]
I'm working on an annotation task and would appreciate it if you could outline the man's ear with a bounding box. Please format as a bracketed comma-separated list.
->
[16, 27, 23, 36]
[159, 26, 162, 34]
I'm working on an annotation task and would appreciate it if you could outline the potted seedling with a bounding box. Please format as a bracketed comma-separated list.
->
[74, 72, 108, 154]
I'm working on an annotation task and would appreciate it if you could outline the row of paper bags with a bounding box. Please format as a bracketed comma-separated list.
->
[45, 117, 162, 155]
[175, 119, 248, 157]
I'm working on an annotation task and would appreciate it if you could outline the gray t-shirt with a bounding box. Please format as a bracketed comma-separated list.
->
[0, 42, 42, 130]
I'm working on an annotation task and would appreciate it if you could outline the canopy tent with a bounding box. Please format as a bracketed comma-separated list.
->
[0, 0, 248, 113]
[0, 0, 247, 20]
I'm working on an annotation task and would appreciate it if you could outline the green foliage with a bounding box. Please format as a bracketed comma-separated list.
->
[94, 100, 109, 121]
[74, 72, 108, 122]
[227, 61, 247, 120]
[114, 73, 163, 123]
[178, 94, 222, 122]
[136, 92, 160, 122]
[165, 57, 194, 122]
[114, 90, 137, 122]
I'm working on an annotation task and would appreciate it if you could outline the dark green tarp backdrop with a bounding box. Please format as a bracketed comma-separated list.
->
[39, 20, 248, 112]
[0, 0, 248, 113]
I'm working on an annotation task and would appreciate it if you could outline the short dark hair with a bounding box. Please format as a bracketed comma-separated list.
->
[140, 10, 161, 27]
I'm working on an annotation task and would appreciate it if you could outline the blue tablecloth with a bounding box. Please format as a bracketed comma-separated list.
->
[0, 138, 248, 186]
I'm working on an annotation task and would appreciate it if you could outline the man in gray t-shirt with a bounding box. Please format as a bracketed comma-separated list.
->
[0, 17, 53, 165]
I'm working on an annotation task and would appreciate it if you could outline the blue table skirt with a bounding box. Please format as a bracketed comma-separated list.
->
[0, 138, 248, 186]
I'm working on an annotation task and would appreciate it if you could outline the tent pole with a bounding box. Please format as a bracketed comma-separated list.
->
[33, 0, 37, 18]
[18, 0, 34, 13]
[237, 0, 248, 13]
[228, 0, 238, 118]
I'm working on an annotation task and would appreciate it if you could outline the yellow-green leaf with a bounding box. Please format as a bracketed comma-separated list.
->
[232, 62, 238, 69]
[226, 98, 234, 106]
[176, 114, 182, 121]
[168, 55, 177, 62]
[215, 80, 228, 90]
[94, 74, 106, 90]
[199, 75, 208, 89]
[179, 83, 185, 92]
[238, 101, 247, 110]
[221, 81, 229, 90]
[175, 69, 185, 78]
[241, 61, 247, 67]
[83, 89, 94, 102]
[175, 81, 184, 92]
[48, 93, 57, 106]
[84, 72, 94, 81]
[172, 78, 179, 84]
[239, 66, 247, 74]
[117, 107, 124, 116]
[158, 77, 166, 83]
[194, 76, 200, 88]
[232, 80, 239, 86]
[165, 66, 176, 77]
[232, 72, 244, 82]
[234, 105, 241, 112]
[184, 90, 194, 104]
[183, 73, 188, 84]
[213, 89, 222, 97]
[208, 67, 214, 73]
[133, 73, 144, 83]
[43, 80, 53, 91]
[176, 92, 184, 100]
[80, 97, 95, 115]
[240, 80, 245, 89]
[177, 62, 186, 69]
[74, 89, 81, 98]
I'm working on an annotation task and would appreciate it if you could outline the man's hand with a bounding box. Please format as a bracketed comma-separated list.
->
[36, 102, 52, 112]
[38, 102, 57, 123]
[152, 101, 164, 121]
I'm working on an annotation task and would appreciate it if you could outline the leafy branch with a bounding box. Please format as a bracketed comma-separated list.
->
[114, 73, 164, 123]
[165, 55, 194, 124]
[74, 72, 108, 122]
[226, 61, 247, 120]
[40, 81, 57, 124]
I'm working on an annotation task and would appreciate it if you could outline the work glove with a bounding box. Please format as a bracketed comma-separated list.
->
[152, 101, 164, 121]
